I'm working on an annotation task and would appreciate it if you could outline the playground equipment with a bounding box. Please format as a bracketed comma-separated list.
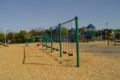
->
[41, 16, 80, 67]
[31, 36, 41, 42]
[101, 29, 113, 46]
[114, 32, 120, 46]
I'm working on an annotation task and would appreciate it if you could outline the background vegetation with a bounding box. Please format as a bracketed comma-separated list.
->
[0, 26, 120, 44]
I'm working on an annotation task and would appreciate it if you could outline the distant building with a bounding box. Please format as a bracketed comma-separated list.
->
[86, 24, 96, 31]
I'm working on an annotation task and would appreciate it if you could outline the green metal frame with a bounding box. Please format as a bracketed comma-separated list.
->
[59, 24, 62, 63]
[45, 31, 47, 50]
[50, 27, 53, 53]
[75, 16, 80, 67]
[41, 32, 43, 48]
[41, 16, 80, 67]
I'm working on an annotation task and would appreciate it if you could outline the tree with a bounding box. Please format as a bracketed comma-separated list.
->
[61, 27, 69, 36]
[7, 32, 15, 43]
[29, 29, 41, 42]
[14, 30, 28, 43]
[0, 33, 5, 42]
[29, 29, 41, 36]
[79, 27, 86, 32]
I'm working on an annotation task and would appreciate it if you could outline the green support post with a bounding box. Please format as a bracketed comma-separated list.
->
[59, 24, 62, 62]
[75, 16, 80, 67]
[42, 32, 44, 48]
[43, 32, 45, 47]
[107, 29, 110, 46]
[45, 31, 47, 50]
[50, 27, 53, 53]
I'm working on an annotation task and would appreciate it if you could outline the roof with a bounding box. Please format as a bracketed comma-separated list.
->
[87, 24, 95, 29]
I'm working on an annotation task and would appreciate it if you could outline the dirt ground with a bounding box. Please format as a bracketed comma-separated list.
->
[0, 41, 120, 80]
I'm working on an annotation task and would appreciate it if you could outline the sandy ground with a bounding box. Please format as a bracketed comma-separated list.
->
[0, 41, 120, 80]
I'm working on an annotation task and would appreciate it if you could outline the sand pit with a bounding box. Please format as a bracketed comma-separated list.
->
[0, 42, 120, 80]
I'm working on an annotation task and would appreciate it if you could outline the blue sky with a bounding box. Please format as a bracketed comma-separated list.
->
[0, 0, 120, 32]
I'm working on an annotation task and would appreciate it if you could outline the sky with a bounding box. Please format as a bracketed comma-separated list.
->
[0, 0, 120, 32]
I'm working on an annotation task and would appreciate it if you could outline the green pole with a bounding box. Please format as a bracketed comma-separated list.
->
[42, 32, 43, 48]
[75, 16, 80, 67]
[43, 32, 45, 47]
[45, 31, 47, 50]
[59, 24, 62, 62]
[107, 29, 110, 46]
[42, 32, 45, 48]
[50, 27, 53, 53]
[43, 33, 45, 47]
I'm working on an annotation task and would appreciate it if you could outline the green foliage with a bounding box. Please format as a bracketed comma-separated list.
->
[14, 30, 28, 43]
[28, 29, 41, 42]
[0, 28, 43, 43]
[79, 27, 86, 32]
[0, 33, 5, 42]
[0, 27, 119, 43]
[113, 29, 120, 32]
[61, 26, 68, 36]
[7, 32, 15, 43]
[29, 29, 41, 36]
